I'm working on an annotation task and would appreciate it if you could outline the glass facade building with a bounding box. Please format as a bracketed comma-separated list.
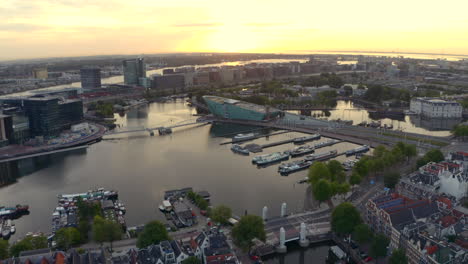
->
[123, 58, 146, 85]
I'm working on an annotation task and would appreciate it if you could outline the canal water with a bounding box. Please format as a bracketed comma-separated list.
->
[0, 100, 363, 261]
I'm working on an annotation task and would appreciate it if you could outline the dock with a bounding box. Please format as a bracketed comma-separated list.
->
[219, 130, 291, 145]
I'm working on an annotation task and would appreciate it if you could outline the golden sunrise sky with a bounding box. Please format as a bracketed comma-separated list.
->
[1, 0, 468, 60]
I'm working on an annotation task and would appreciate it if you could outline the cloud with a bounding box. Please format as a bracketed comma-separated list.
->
[0, 23, 49, 32]
[171, 23, 222, 28]
[244, 22, 288, 27]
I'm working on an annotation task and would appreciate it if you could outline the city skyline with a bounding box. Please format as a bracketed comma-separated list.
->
[2, 0, 468, 60]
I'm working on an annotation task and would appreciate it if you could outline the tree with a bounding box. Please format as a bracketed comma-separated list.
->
[349, 172, 362, 186]
[417, 149, 445, 168]
[452, 124, 468, 140]
[373, 145, 387, 158]
[137, 221, 170, 248]
[384, 172, 401, 189]
[370, 234, 390, 262]
[182, 256, 202, 264]
[313, 179, 332, 205]
[55, 227, 82, 250]
[353, 224, 373, 244]
[211, 205, 232, 225]
[336, 183, 351, 198]
[231, 215, 266, 252]
[9, 235, 48, 257]
[327, 160, 346, 183]
[92, 215, 122, 250]
[0, 240, 8, 260]
[353, 159, 369, 177]
[331, 203, 361, 235]
[389, 249, 408, 264]
[308, 162, 331, 184]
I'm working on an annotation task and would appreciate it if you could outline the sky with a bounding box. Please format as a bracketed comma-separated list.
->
[1, 0, 468, 60]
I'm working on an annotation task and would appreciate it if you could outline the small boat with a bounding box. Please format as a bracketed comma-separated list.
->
[297, 177, 309, 184]
[233, 133, 255, 142]
[345, 145, 370, 156]
[278, 160, 313, 175]
[2, 223, 11, 239]
[305, 150, 338, 162]
[256, 151, 290, 166]
[231, 144, 250, 155]
[293, 134, 321, 144]
[290, 145, 315, 157]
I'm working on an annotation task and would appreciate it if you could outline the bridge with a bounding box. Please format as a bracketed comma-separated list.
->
[104, 119, 209, 136]
[252, 183, 385, 256]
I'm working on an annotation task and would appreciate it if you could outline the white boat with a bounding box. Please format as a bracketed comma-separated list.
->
[233, 133, 255, 142]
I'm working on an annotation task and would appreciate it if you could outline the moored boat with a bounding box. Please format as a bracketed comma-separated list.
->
[256, 151, 290, 166]
[345, 145, 370, 156]
[305, 150, 338, 162]
[252, 153, 275, 164]
[231, 144, 250, 155]
[278, 160, 313, 175]
[233, 133, 255, 142]
[290, 145, 315, 157]
[293, 134, 321, 144]
[314, 139, 341, 149]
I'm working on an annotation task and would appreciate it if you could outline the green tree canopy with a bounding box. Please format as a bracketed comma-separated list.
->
[353, 159, 369, 177]
[313, 179, 333, 205]
[349, 172, 362, 186]
[384, 172, 401, 189]
[137, 221, 170, 248]
[55, 227, 82, 250]
[92, 215, 122, 250]
[327, 160, 346, 183]
[353, 224, 373, 244]
[452, 124, 468, 139]
[336, 183, 351, 197]
[231, 215, 266, 252]
[0, 239, 8, 260]
[308, 162, 331, 184]
[331, 203, 362, 235]
[389, 249, 408, 264]
[182, 256, 202, 264]
[9, 235, 48, 257]
[417, 149, 445, 168]
[370, 234, 390, 260]
[211, 205, 232, 225]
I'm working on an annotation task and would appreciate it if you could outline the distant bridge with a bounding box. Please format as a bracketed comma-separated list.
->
[104, 119, 209, 136]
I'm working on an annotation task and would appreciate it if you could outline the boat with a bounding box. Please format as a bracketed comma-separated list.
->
[290, 145, 315, 157]
[252, 153, 275, 164]
[10, 223, 15, 234]
[293, 134, 321, 144]
[158, 127, 172, 135]
[0, 204, 29, 218]
[278, 160, 313, 175]
[58, 189, 118, 201]
[345, 145, 370, 156]
[305, 150, 338, 162]
[2, 221, 11, 239]
[233, 133, 256, 142]
[297, 177, 309, 184]
[231, 144, 250, 155]
[314, 139, 341, 149]
[256, 151, 290, 166]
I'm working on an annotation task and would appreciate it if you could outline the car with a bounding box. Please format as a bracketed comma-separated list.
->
[360, 251, 368, 259]
[364, 256, 373, 262]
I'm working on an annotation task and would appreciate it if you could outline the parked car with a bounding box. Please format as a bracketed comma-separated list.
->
[364, 256, 373, 262]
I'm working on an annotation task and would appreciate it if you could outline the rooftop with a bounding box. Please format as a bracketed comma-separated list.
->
[203, 95, 279, 114]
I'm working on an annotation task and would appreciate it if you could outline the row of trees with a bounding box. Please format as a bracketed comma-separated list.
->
[187, 191, 209, 210]
[416, 149, 444, 168]
[308, 160, 350, 205]
[452, 124, 468, 140]
[0, 234, 49, 259]
[352, 142, 417, 181]
[302, 73, 344, 88]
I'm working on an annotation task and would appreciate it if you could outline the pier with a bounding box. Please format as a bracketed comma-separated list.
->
[105, 119, 209, 136]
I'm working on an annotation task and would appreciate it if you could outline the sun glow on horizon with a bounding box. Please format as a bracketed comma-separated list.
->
[1, 0, 468, 60]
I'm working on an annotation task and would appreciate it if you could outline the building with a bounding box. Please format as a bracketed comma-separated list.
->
[410, 98, 463, 118]
[80, 67, 102, 89]
[32, 68, 48, 79]
[0, 113, 13, 147]
[152, 74, 185, 91]
[23, 97, 83, 137]
[123, 58, 146, 85]
[203, 96, 282, 121]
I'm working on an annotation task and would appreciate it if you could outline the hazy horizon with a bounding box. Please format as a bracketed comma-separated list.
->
[2, 0, 468, 60]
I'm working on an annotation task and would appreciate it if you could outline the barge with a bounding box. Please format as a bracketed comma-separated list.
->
[256, 151, 290, 166]
[293, 134, 321, 144]
[231, 144, 250, 155]
[290, 145, 315, 157]
[305, 150, 338, 162]
[278, 160, 313, 175]
[345, 145, 370, 156]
